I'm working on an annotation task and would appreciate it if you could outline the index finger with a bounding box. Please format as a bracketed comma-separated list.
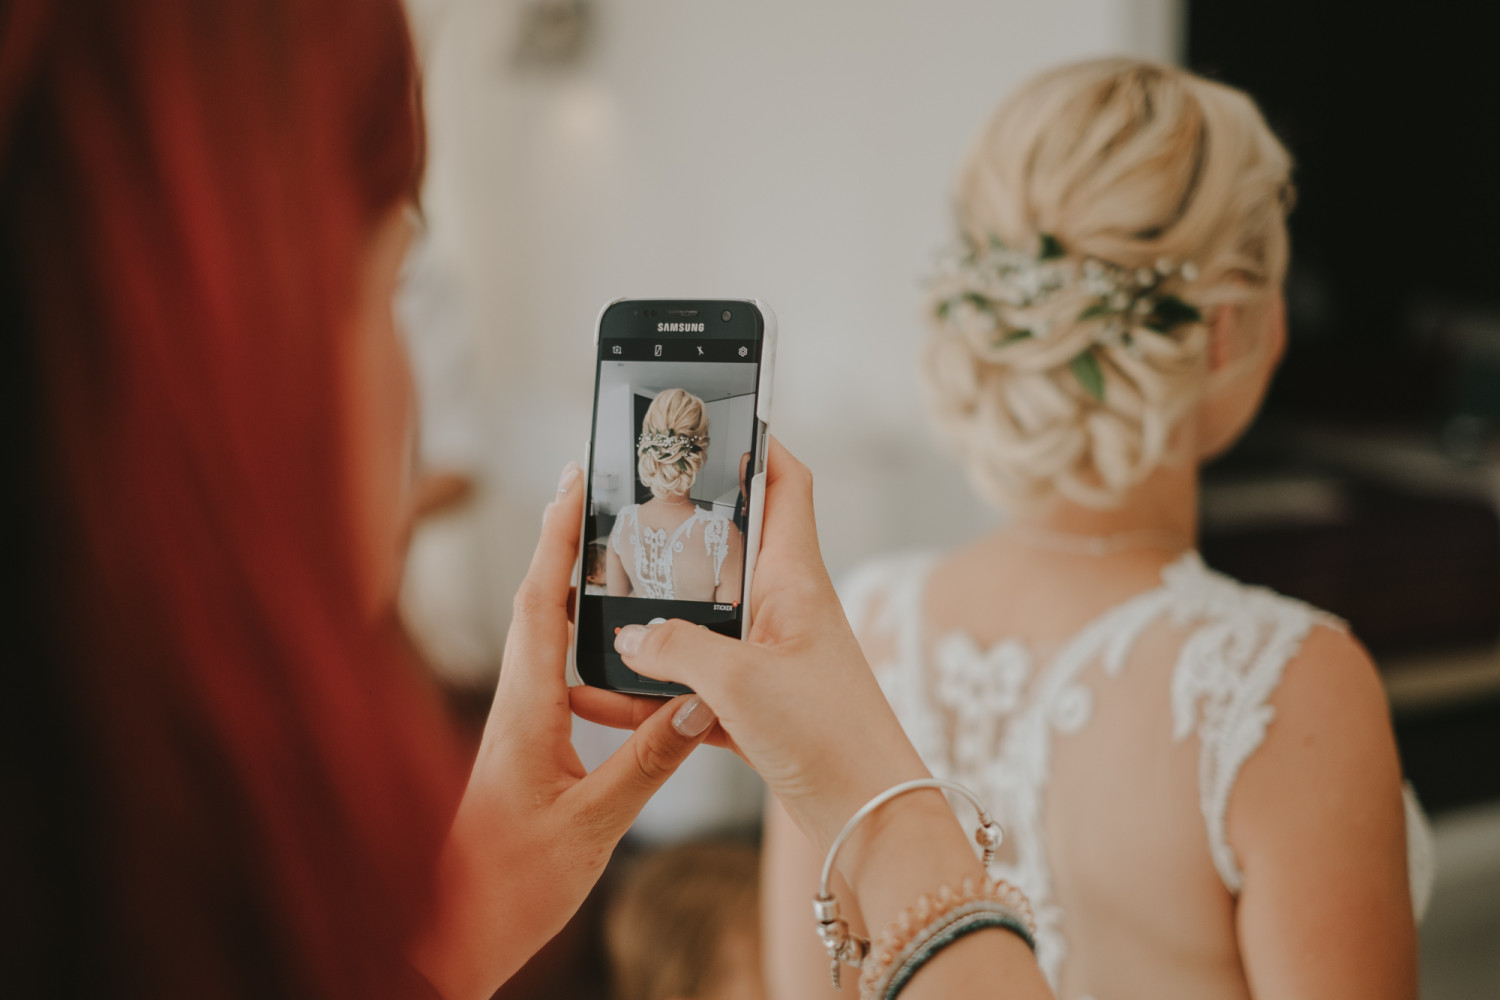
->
[498, 462, 585, 702]
[569, 686, 736, 751]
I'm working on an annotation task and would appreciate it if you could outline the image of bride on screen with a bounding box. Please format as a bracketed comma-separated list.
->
[606, 388, 744, 603]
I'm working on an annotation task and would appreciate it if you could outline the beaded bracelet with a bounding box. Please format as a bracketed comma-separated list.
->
[812, 778, 1013, 992]
[859, 875, 1037, 1000]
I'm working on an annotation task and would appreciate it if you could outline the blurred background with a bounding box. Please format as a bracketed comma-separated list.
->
[393, 1, 1499, 996]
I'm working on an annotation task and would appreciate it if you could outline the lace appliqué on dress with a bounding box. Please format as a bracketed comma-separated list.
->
[610, 504, 731, 600]
[842, 553, 1178, 987]
[1161, 557, 1437, 916]
[1161, 554, 1340, 891]
[840, 549, 1434, 997]
[702, 515, 730, 586]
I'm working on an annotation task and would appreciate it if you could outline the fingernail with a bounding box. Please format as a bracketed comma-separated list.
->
[672, 695, 716, 738]
[556, 461, 581, 495]
[615, 624, 647, 657]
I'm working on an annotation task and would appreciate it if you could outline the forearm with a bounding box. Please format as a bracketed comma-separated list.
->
[763, 796, 855, 1000]
[409, 823, 584, 1000]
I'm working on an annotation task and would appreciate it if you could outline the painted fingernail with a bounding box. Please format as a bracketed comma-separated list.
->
[556, 461, 581, 494]
[615, 624, 647, 657]
[672, 695, 716, 738]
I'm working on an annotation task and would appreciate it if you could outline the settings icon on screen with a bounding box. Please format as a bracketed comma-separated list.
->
[738, 346, 748, 357]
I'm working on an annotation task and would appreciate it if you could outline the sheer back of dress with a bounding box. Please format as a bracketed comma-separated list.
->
[610, 503, 731, 602]
[840, 551, 1432, 1000]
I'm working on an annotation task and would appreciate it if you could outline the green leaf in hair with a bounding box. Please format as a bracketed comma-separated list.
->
[994, 329, 1032, 347]
[936, 291, 995, 320]
[1069, 350, 1105, 401]
[1038, 233, 1066, 260]
[1078, 303, 1114, 322]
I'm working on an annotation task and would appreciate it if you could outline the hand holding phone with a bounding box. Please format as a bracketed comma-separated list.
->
[570, 299, 776, 695]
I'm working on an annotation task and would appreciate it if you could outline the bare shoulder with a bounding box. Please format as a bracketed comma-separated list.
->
[1230, 620, 1406, 869]
[1227, 623, 1420, 997]
[1260, 623, 1394, 772]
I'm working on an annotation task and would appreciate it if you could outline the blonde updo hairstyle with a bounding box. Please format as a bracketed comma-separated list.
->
[925, 59, 1293, 509]
[637, 388, 711, 499]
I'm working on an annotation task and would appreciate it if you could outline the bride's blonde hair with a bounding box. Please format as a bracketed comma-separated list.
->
[638, 388, 711, 499]
[925, 58, 1292, 509]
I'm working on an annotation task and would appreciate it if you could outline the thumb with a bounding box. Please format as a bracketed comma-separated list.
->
[564, 694, 707, 844]
[614, 618, 744, 697]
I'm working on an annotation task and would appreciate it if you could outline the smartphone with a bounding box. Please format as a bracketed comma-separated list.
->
[569, 298, 775, 696]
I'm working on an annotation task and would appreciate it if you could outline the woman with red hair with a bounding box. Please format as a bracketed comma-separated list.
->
[0, 1, 1065, 999]
[0, 0, 720, 995]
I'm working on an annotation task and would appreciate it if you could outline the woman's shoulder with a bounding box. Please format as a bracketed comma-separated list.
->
[610, 505, 640, 538]
[1161, 555, 1406, 894]
[699, 504, 739, 527]
[1161, 552, 1356, 744]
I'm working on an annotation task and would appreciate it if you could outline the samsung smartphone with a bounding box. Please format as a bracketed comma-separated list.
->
[570, 298, 776, 696]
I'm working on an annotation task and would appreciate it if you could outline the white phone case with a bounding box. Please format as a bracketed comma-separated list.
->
[566, 298, 777, 687]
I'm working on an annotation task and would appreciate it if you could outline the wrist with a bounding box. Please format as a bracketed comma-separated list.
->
[409, 833, 489, 1000]
[836, 791, 988, 928]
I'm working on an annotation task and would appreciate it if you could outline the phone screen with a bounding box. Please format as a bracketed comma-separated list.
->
[574, 300, 767, 695]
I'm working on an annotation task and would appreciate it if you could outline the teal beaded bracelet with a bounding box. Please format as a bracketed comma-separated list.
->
[878, 904, 1037, 1000]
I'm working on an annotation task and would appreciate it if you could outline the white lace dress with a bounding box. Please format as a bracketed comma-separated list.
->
[610, 503, 733, 601]
[840, 550, 1434, 998]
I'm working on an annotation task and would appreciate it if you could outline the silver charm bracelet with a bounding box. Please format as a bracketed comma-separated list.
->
[812, 778, 1006, 990]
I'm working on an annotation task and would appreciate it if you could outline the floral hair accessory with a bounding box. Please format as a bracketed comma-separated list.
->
[932, 233, 1204, 401]
[637, 429, 708, 455]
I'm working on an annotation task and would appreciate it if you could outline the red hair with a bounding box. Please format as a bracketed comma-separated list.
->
[0, 1, 462, 996]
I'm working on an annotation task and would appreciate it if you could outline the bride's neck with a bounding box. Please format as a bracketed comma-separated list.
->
[650, 491, 694, 507]
[1012, 444, 1199, 544]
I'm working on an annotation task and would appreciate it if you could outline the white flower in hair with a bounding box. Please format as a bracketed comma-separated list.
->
[932, 233, 1203, 401]
[638, 429, 708, 454]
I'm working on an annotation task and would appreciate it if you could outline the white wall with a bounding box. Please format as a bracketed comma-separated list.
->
[402, 0, 1179, 675]
[695, 392, 754, 503]
[592, 381, 634, 513]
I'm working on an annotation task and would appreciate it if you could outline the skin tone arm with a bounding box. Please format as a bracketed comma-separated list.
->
[409, 465, 708, 998]
[763, 796, 861, 1000]
[714, 523, 744, 605]
[574, 440, 1055, 1000]
[605, 535, 633, 596]
[1230, 626, 1418, 999]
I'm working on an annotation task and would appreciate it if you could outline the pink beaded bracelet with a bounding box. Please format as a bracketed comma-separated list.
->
[858, 875, 1037, 999]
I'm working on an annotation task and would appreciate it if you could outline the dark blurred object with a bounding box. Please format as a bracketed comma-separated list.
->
[1201, 477, 1500, 657]
[1188, 2, 1500, 427]
[1392, 694, 1500, 815]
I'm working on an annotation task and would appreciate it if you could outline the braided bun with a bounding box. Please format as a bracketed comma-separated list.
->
[925, 58, 1292, 509]
[637, 388, 710, 499]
